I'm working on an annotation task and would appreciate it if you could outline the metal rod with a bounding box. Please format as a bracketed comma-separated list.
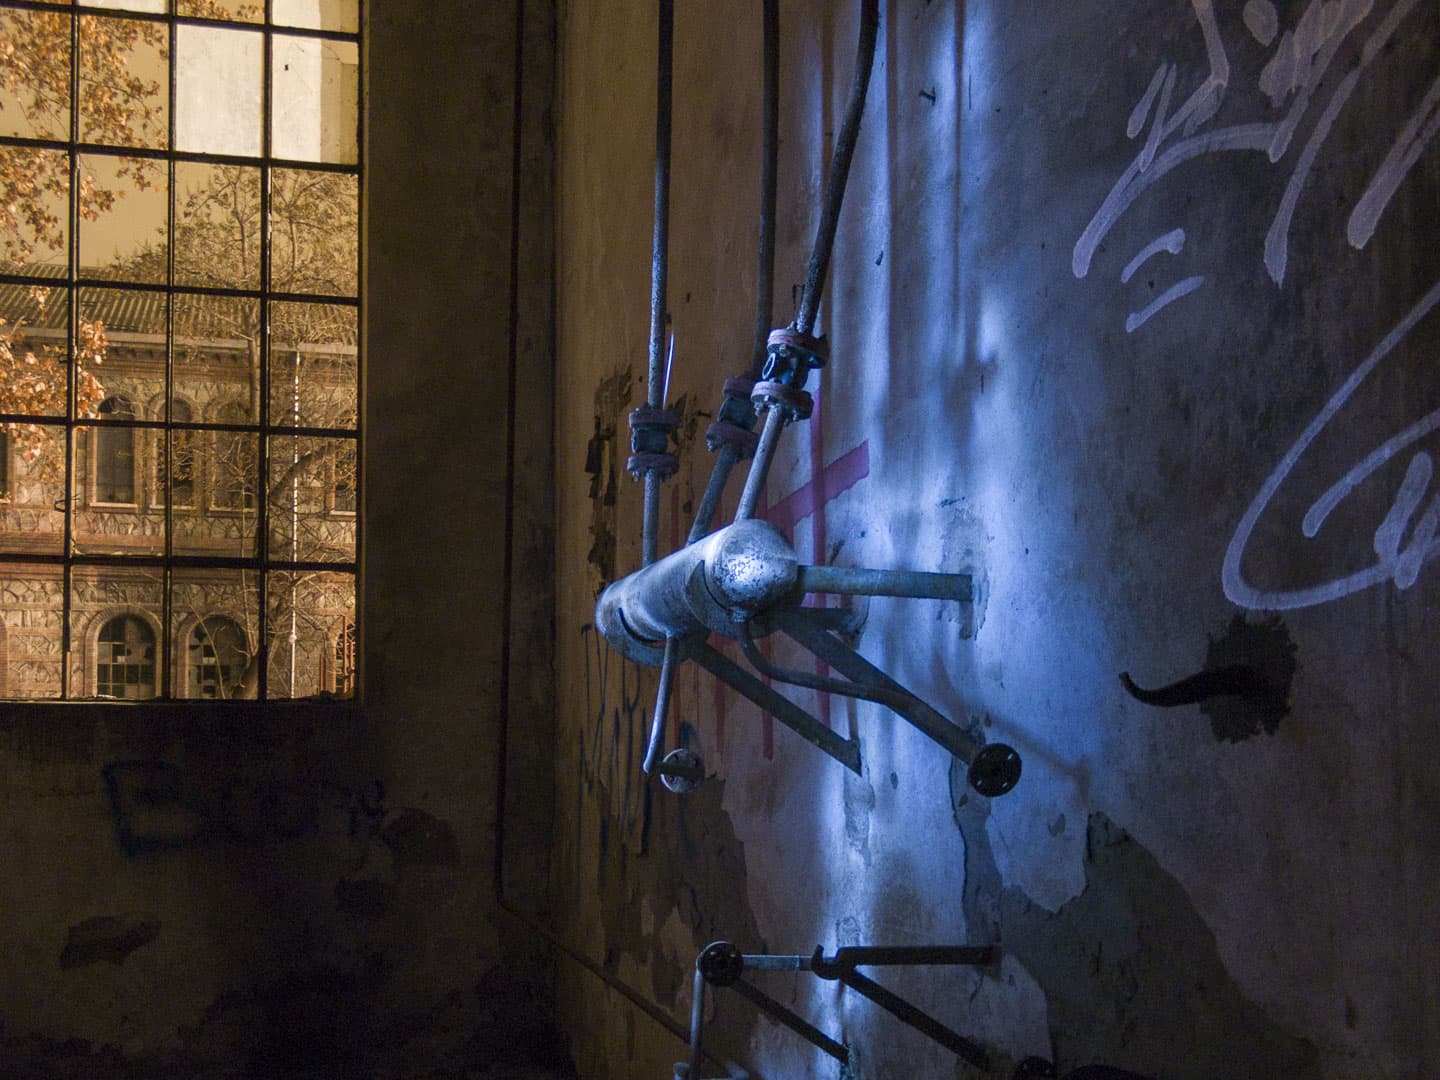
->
[642, 636, 680, 774]
[640, 0, 675, 568]
[687, 964, 706, 1079]
[794, 0, 879, 336]
[836, 968, 989, 1071]
[796, 564, 972, 602]
[738, 618, 921, 714]
[643, 469, 664, 567]
[734, 406, 784, 522]
[729, 979, 848, 1065]
[687, 442, 740, 544]
[776, 609, 982, 763]
[825, 945, 998, 969]
[740, 953, 812, 972]
[690, 641, 862, 773]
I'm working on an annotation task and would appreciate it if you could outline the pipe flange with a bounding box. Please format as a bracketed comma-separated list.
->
[705, 420, 760, 458]
[629, 405, 679, 454]
[766, 328, 829, 369]
[751, 380, 813, 421]
[697, 941, 744, 987]
[967, 743, 1022, 797]
[626, 451, 679, 480]
[659, 748, 704, 794]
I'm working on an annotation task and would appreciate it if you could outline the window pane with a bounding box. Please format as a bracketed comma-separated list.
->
[77, 287, 167, 407]
[80, 16, 168, 150]
[174, 163, 262, 289]
[154, 398, 196, 509]
[176, 0, 262, 23]
[272, 0, 358, 34]
[0, 566, 63, 698]
[175, 293, 260, 421]
[75, 408, 166, 558]
[78, 154, 168, 282]
[0, 147, 69, 274]
[175, 24, 262, 157]
[175, 418, 258, 560]
[0, 283, 69, 418]
[270, 168, 356, 296]
[172, 569, 260, 699]
[268, 302, 356, 429]
[0, 425, 65, 555]
[70, 568, 162, 699]
[267, 570, 352, 699]
[267, 435, 355, 563]
[0, 7, 72, 140]
[85, 0, 166, 13]
[272, 35, 357, 164]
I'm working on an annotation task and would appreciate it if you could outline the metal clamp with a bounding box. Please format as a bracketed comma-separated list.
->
[750, 380, 813, 421]
[628, 405, 680, 479]
[764, 327, 829, 384]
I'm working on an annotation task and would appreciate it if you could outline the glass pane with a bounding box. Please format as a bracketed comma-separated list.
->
[175, 293, 259, 421]
[267, 570, 353, 699]
[154, 401, 198, 509]
[175, 24, 262, 157]
[173, 423, 257, 561]
[267, 435, 355, 562]
[77, 287, 167, 407]
[174, 163, 262, 289]
[78, 154, 168, 282]
[0, 146, 69, 274]
[0, 424, 65, 554]
[80, 16, 168, 150]
[74, 415, 166, 558]
[85, 0, 167, 12]
[270, 168, 356, 296]
[70, 567, 163, 699]
[0, 284, 69, 418]
[0, 565, 63, 699]
[272, 36, 358, 164]
[0, 7, 72, 139]
[268, 302, 356, 429]
[172, 569, 259, 699]
[177, 0, 262, 23]
[272, 0, 358, 34]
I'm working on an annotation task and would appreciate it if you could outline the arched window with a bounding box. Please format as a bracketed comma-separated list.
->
[211, 401, 255, 510]
[96, 614, 156, 699]
[155, 399, 195, 508]
[94, 396, 137, 505]
[187, 616, 249, 699]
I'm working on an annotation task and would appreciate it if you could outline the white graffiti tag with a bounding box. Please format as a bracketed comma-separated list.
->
[1074, 0, 1432, 331]
[1223, 279, 1440, 610]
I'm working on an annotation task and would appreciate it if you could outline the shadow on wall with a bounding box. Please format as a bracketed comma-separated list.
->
[951, 760, 1321, 1080]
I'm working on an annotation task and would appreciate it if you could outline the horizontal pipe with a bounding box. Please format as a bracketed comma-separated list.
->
[796, 565, 972, 602]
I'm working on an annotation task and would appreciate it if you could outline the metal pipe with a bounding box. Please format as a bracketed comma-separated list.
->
[734, 406, 785, 521]
[740, 953, 812, 972]
[750, 0, 780, 378]
[796, 564, 973, 602]
[687, 442, 740, 544]
[794, 0, 879, 336]
[649, 0, 674, 406]
[825, 945, 998, 968]
[642, 636, 680, 774]
[729, 979, 848, 1065]
[639, 0, 674, 568]
[686, 964, 706, 1079]
[834, 968, 989, 1071]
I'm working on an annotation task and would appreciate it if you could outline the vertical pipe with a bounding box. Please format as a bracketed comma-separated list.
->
[642, 634, 679, 774]
[641, 0, 675, 569]
[734, 407, 784, 522]
[794, 0, 878, 336]
[686, 964, 706, 1079]
[750, 0, 779, 378]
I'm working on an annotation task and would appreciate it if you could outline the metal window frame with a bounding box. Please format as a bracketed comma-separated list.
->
[0, 0, 362, 703]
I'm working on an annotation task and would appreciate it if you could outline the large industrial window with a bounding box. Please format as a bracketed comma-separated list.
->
[0, 0, 359, 700]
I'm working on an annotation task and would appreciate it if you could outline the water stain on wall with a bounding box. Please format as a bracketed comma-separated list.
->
[1200, 613, 1297, 742]
[950, 760, 1320, 1079]
[584, 366, 635, 592]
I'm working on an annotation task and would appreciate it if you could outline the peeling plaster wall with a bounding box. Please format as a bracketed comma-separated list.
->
[0, 2, 564, 1076]
[553, 2, 1440, 1077]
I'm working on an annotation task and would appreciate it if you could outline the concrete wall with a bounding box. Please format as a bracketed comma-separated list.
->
[552, 2, 1440, 1077]
[0, 3, 564, 1076]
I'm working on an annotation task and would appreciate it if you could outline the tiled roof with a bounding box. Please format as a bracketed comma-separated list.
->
[0, 267, 255, 339]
